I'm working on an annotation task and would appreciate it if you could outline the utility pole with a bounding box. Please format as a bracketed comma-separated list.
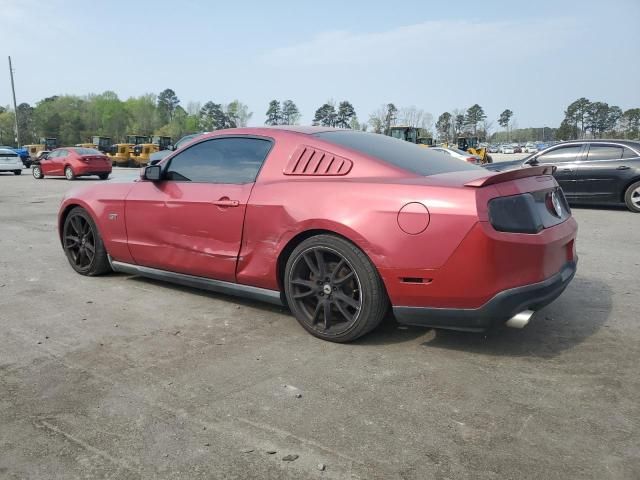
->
[8, 56, 20, 147]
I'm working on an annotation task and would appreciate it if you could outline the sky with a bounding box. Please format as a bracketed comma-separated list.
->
[1, 0, 639, 129]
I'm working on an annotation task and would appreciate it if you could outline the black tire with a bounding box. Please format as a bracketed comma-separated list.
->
[13, 170, 22, 175]
[98, 173, 109, 180]
[64, 166, 75, 180]
[624, 180, 640, 213]
[485, 155, 493, 164]
[32, 165, 44, 179]
[62, 207, 111, 276]
[284, 234, 388, 342]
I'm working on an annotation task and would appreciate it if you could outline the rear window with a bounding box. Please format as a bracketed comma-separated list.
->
[0, 150, 18, 157]
[623, 146, 639, 159]
[313, 131, 480, 176]
[73, 147, 103, 155]
[587, 145, 623, 161]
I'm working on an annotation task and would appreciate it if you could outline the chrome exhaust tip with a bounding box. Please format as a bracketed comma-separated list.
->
[505, 310, 535, 329]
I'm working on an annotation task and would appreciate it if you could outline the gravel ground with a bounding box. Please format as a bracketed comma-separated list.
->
[0, 168, 638, 479]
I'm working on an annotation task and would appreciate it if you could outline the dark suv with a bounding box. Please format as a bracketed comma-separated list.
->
[484, 140, 640, 212]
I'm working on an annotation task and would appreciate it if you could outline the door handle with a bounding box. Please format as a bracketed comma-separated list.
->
[560, 168, 573, 172]
[616, 165, 630, 170]
[212, 199, 239, 207]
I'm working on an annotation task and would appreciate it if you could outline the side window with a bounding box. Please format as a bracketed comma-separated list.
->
[165, 137, 272, 184]
[58, 149, 68, 158]
[46, 151, 57, 159]
[587, 145, 624, 161]
[623, 147, 639, 159]
[536, 145, 582, 164]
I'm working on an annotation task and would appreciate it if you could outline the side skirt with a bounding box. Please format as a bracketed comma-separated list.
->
[109, 258, 284, 306]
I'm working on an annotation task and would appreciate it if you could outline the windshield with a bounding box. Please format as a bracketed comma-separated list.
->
[313, 131, 481, 176]
[176, 134, 201, 148]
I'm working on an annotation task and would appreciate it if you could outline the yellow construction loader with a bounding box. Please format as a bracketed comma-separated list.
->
[457, 136, 493, 164]
[107, 135, 150, 167]
[388, 126, 433, 146]
[130, 136, 172, 167]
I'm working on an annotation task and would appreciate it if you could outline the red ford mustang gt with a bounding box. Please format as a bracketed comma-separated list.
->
[58, 127, 578, 342]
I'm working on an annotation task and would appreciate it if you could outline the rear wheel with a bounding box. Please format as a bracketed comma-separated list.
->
[624, 181, 640, 213]
[62, 207, 111, 276]
[13, 169, 21, 175]
[32, 166, 44, 179]
[64, 166, 75, 180]
[98, 173, 109, 180]
[284, 235, 388, 342]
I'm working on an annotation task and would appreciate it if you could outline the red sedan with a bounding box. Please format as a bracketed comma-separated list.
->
[58, 127, 578, 342]
[33, 147, 112, 180]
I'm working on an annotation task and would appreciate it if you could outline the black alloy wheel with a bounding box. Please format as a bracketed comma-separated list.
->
[285, 235, 388, 342]
[62, 207, 111, 276]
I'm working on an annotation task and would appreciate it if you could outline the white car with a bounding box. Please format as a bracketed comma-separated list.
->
[0, 148, 23, 175]
[501, 145, 515, 154]
[525, 144, 539, 153]
[431, 147, 481, 164]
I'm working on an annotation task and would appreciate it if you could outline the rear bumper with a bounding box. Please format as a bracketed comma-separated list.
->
[75, 165, 112, 175]
[393, 260, 577, 332]
[0, 163, 23, 171]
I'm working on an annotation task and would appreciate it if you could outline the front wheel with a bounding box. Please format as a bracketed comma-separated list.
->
[284, 235, 388, 342]
[13, 170, 22, 175]
[624, 181, 640, 213]
[65, 166, 75, 180]
[62, 207, 111, 276]
[32, 166, 44, 179]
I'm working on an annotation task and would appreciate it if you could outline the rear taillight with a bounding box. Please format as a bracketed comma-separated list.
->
[488, 188, 570, 234]
[466, 157, 476, 163]
[488, 194, 543, 234]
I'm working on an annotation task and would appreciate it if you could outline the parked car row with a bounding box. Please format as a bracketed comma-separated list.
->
[484, 139, 640, 212]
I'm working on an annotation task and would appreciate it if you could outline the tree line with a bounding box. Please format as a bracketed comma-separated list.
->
[1, 90, 638, 148]
[0, 89, 252, 147]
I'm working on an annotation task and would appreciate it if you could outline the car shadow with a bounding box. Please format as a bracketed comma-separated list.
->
[122, 275, 288, 315]
[46, 177, 104, 181]
[414, 276, 611, 359]
[115, 273, 610, 358]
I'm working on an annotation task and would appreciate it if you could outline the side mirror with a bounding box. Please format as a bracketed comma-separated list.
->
[143, 164, 162, 181]
[168, 144, 175, 151]
[525, 157, 539, 166]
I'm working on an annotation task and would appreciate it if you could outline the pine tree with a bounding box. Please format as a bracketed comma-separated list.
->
[281, 100, 300, 125]
[335, 101, 356, 129]
[265, 100, 281, 126]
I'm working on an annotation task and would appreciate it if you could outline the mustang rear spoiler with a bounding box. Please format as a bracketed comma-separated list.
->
[464, 165, 555, 187]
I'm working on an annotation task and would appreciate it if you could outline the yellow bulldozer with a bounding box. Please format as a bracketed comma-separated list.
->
[457, 136, 493, 164]
[130, 135, 172, 167]
[75, 137, 113, 153]
[388, 126, 434, 146]
[23, 144, 46, 160]
[107, 135, 150, 167]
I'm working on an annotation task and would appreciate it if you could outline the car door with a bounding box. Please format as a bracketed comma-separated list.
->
[575, 143, 632, 202]
[532, 144, 585, 197]
[125, 136, 273, 282]
[41, 150, 61, 175]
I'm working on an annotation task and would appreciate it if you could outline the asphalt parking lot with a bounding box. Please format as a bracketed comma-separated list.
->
[1, 167, 639, 479]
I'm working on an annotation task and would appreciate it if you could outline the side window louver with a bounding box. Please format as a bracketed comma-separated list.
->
[283, 146, 353, 176]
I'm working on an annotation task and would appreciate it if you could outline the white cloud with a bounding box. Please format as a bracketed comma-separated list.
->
[261, 19, 578, 68]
